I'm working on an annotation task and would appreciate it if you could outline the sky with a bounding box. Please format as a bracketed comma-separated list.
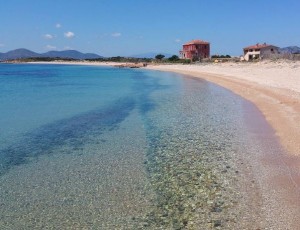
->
[0, 0, 299, 57]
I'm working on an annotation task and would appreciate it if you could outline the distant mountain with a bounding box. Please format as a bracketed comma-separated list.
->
[0, 48, 40, 60]
[129, 52, 174, 59]
[41, 50, 101, 59]
[0, 48, 102, 61]
[279, 46, 300, 54]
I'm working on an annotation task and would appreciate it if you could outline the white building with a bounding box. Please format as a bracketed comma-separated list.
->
[243, 43, 279, 61]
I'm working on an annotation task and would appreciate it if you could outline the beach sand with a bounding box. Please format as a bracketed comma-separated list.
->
[147, 61, 300, 156]
[146, 60, 300, 229]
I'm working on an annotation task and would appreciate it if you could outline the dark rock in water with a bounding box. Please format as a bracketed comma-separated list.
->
[214, 220, 222, 227]
[211, 206, 223, 213]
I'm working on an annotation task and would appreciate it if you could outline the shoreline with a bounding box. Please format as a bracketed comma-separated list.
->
[146, 61, 300, 156]
[146, 61, 300, 229]
[2, 60, 300, 228]
[25, 60, 300, 156]
[17, 60, 300, 227]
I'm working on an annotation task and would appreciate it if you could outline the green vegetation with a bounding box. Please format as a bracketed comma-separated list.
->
[6, 54, 192, 64]
[153, 54, 191, 64]
[6, 57, 77, 62]
[90, 54, 190, 64]
[192, 56, 200, 62]
[211, 54, 231, 58]
[100, 56, 152, 63]
[12, 56, 153, 63]
[175, 58, 191, 64]
[155, 54, 165, 60]
[86, 57, 152, 63]
[168, 55, 180, 62]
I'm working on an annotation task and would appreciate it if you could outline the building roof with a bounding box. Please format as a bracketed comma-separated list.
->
[183, 39, 210, 45]
[243, 43, 278, 50]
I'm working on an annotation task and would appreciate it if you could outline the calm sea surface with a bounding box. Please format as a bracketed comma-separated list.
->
[0, 63, 278, 229]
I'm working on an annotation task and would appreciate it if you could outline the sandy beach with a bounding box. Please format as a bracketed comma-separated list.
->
[147, 61, 300, 156]
[146, 60, 300, 229]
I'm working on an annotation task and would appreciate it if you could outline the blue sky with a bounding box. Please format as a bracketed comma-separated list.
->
[0, 0, 299, 57]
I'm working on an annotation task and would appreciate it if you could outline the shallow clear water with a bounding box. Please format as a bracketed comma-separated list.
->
[0, 64, 133, 148]
[0, 63, 277, 229]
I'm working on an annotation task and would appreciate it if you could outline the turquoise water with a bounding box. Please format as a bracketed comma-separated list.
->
[0, 64, 132, 148]
[0, 63, 276, 229]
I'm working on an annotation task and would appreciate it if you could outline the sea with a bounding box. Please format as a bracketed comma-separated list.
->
[0, 63, 282, 229]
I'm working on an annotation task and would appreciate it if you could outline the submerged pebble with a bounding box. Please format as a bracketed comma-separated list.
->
[0, 67, 264, 229]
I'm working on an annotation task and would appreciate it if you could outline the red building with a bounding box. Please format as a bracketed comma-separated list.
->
[180, 39, 210, 60]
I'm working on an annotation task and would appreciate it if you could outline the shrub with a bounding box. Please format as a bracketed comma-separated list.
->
[155, 54, 165, 60]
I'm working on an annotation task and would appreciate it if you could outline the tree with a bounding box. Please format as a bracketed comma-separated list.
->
[168, 55, 179, 62]
[155, 54, 165, 60]
[211, 54, 231, 58]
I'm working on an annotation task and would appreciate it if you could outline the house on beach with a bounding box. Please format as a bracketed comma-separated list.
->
[180, 40, 210, 60]
[243, 43, 279, 61]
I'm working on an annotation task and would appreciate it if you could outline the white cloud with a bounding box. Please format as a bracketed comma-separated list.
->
[0, 43, 4, 47]
[43, 34, 54, 39]
[56, 23, 62, 28]
[45, 45, 57, 50]
[111, 32, 121, 37]
[175, 39, 181, 43]
[64, 31, 75, 38]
